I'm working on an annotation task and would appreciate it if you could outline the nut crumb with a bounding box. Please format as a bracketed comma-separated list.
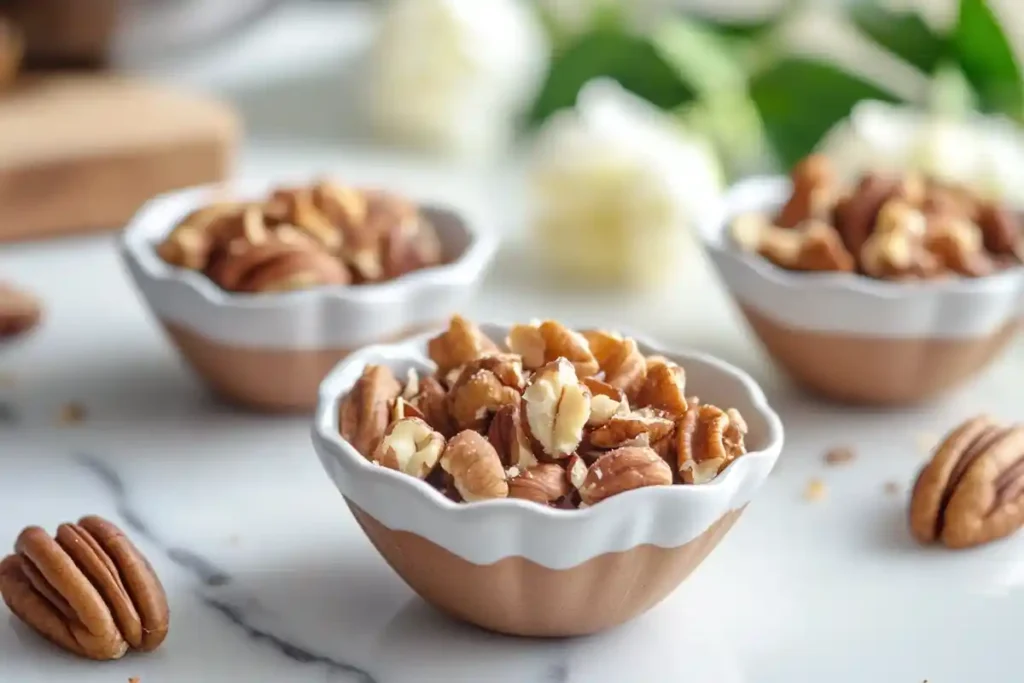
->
[883, 481, 901, 496]
[804, 478, 827, 502]
[56, 402, 87, 425]
[824, 446, 855, 465]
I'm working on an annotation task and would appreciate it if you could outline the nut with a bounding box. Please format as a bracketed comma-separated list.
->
[777, 154, 835, 228]
[508, 464, 570, 505]
[635, 357, 687, 417]
[909, 416, 1024, 549]
[267, 186, 344, 252]
[581, 331, 647, 400]
[408, 375, 454, 438]
[506, 320, 599, 376]
[924, 216, 993, 277]
[566, 453, 588, 492]
[677, 404, 748, 484]
[205, 235, 351, 293]
[587, 409, 675, 449]
[400, 368, 420, 400]
[391, 396, 426, 422]
[0, 282, 42, 340]
[0, 19, 24, 91]
[834, 173, 898, 256]
[448, 355, 524, 431]
[427, 315, 499, 376]
[338, 364, 403, 458]
[522, 358, 592, 459]
[0, 516, 169, 661]
[733, 215, 854, 273]
[372, 417, 445, 479]
[579, 446, 673, 506]
[860, 200, 941, 279]
[440, 430, 509, 502]
[488, 404, 539, 470]
[582, 377, 628, 426]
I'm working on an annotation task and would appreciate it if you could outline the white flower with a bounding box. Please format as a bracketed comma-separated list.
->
[817, 100, 1024, 205]
[528, 79, 723, 287]
[365, 0, 547, 160]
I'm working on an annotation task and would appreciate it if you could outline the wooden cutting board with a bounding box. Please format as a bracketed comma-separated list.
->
[0, 74, 240, 243]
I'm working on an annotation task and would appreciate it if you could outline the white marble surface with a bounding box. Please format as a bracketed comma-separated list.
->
[2, 2, 1024, 681]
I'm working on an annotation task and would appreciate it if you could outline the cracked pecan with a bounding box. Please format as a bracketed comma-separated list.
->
[587, 409, 675, 450]
[522, 358, 592, 460]
[447, 355, 524, 432]
[0, 516, 169, 661]
[579, 446, 673, 506]
[910, 416, 1024, 549]
[581, 331, 647, 400]
[338, 364, 403, 458]
[427, 315, 499, 376]
[372, 417, 445, 479]
[441, 430, 509, 502]
[635, 357, 688, 417]
[506, 320, 599, 376]
[508, 463, 570, 505]
[677, 404, 748, 484]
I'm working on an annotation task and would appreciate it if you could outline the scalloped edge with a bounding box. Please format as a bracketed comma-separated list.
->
[312, 323, 784, 569]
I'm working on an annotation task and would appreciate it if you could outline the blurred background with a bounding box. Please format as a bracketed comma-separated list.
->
[3, 0, 1024, 288]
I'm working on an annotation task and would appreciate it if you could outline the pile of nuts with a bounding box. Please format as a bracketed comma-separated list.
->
[730, 154, 1024, 280]
[156, 181, 444, 293]
[338, 316, 751, 508]
[910, 415, 1024, 549]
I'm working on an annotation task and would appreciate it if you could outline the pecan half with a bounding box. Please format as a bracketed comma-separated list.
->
[834, 173, 898, 256]
[508, 463, 570, 505]
[522, 358, 592, 459]
[910, 416, 1024, 549]
[506, 320, 599, 376]
[677, 404, 748, 484]
[372, 417, 445, 479]
[488, 403, 538, 470]
[579, 446, 673, 506]
[338, 364, 402, 458]
[427, 315, 499, 376]
[0, 516, 169, 661]
[582, 377, 628, 426]
[777, 154, 835, 228]
[448, 355, 523, 432]
[581, 331, 647, 400]
[635, 357, 687, 417]
[587, 409, 675, 450]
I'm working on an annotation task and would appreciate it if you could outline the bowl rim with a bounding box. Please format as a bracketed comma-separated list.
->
[120, 179, 500, 311]
[311, 322, 785, 523]
[700, 175, 1024, 299]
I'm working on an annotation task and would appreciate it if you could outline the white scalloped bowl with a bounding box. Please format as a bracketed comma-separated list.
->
[312, 323, 783, 637]
[700, 176, 1024, 405]
[120, 179, 498, 412]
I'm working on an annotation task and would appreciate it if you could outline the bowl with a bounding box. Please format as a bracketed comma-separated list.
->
[699, 176, 1024, 405]
[121, 180, 498, 412]
[311, 323, 783, 637]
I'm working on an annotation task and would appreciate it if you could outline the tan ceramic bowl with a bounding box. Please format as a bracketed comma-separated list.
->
[120, 180, 497, 412]
[312, 324, 783, 637]
[700, 177, 1024, 405]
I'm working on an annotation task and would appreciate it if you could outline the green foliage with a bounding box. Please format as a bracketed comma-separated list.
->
[953, 0, 1024, 118]
[849, 0, 947, 74]
[527, 30, 697, 125]
[750, 58, 901, 169]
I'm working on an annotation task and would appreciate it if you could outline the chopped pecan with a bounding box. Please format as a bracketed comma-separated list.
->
[372, 417, 445, 479]
[427, 315, 499, 376]
[677, 404, 748, 484]
[338, 364, 402, 458]
[579, 446, 673, 506]
[447, 355, 523, 431]
[587, 409, 675, 450]
[440, 430, 509, 502]
[0, 516, 169, 661]
[582, 377, 628, 426]
[522, 358, 592, 459]
[909, 416, 1024, 549]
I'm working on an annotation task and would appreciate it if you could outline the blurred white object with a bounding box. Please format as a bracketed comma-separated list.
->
[818, 100, 1024, 205]
[528, 79, 723, 288]
[365, 0, 547, 160]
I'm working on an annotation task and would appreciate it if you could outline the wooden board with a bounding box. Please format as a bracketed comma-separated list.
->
[0, 74, 240, 243]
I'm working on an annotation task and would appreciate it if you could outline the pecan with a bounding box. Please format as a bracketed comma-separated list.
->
[0, 516, 169, 661]
[924, 216, 992, 277]
[860, 199, 941, 279]
[733, 214, 854, 273]
[587, 409, 675, 450]
[488, 404, 538, 470]
[677, 404, 748, 484]
[372, 417, 445, 479]
[338, 364, 402, 458]
[522, 358, 592, 460]
[910, 416, 1024, 549]
[267, 186, 344, 252]
[582, 377, 628, 426]
[834, 173, 898, 256]
[440, 430, 509, 502]
[976, 202, 1023, 258]
[390, 396, 426, 422]
[777, 154, 835, 228]
[581, 331, 647, 400]
[635, 357, 687, 417]
[0, 19, 23, 91]
[506, 320, 599, 376]
[427, 315, 499, 376]
[0, 282, 42, 340]
[448, 355, 523, 432]
[409, 375, 454, 438]
[579, 446, 673, 506]
[566, 453, 588, 492]
[205, 235, 351, 293]
[508, 463, 570, 505]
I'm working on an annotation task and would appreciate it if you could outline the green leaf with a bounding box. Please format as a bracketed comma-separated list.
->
[526, 30, 696, 126]
[849, 0, 947, 74]
[749, 58, 902, 169]
[953, 0, 1024, 117]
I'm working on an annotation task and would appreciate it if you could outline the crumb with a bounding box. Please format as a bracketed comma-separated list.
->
[56, 401, 87, 425]
[824, 446, 855, 466]
[804, 478, 827, 502]
[914, 432, 937, 455]
[884, 481, 901, 496]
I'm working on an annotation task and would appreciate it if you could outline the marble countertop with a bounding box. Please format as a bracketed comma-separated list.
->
[2, 3, 1024, 681]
